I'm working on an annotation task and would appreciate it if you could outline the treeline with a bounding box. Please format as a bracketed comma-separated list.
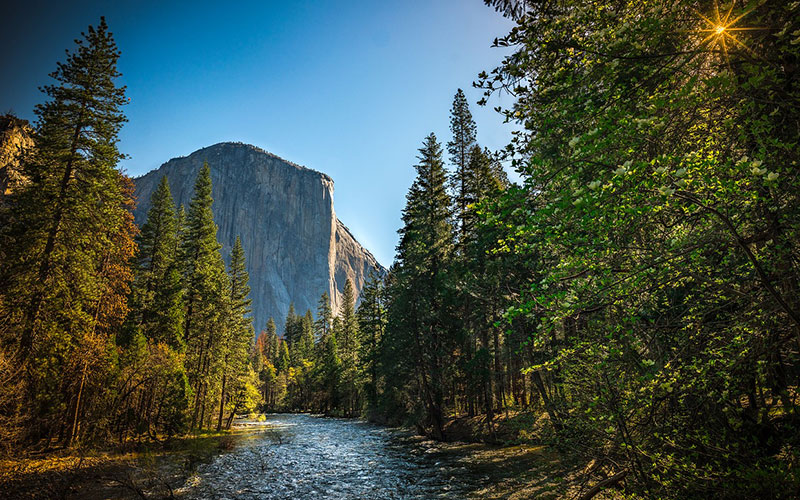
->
[250, 89, 516, 428]
[120, 166, 260, 437]
[372, 0, 798, 498]
[252, 279, 378, 417]
[0, 19, 259, 449]
[250, 91, 515, 427]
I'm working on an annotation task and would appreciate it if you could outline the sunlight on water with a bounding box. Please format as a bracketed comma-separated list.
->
[176, 414, 480, 499]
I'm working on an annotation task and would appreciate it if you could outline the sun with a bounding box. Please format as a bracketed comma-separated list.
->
[696, 1, 760, 60]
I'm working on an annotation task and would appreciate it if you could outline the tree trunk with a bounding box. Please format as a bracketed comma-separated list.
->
[67, 361, 88, 446]
[217, 372, 227, 432]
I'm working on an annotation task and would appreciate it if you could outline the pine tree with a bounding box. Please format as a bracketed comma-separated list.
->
[299, 309, 315, 360]
[340, 279, 358, 354]
[284, 303, 298, 345]
[133, 176, 183, 348]
[181, 163, 222, 344]
[357, 272, 386, 414]
[277, 340, 290, 374]
[445, 93, 483, 417]
[446, 88, 477, 241]
[389, 133, 454, 439]
[256, 316, 279, 408]
[175, 203, 186, 252]
[319, 330, 341, 413]
[266, 317, 278, 361]
[314, 292, 333, 342]
[217, 236, 253, 431]
[0, 18, 133, 445]
[336, 279, 360, 415]
[180, 163, 229, 429]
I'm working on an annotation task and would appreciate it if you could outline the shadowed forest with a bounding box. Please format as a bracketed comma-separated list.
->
[2, 0, 800, 498]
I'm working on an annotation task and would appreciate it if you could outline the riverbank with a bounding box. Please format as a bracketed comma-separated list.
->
[0, 414, 577, 499]
[0, 429, 256, 499]
[439, 410, 548, 445]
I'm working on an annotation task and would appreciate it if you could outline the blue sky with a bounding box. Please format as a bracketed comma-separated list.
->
[1, 0, 516, 267]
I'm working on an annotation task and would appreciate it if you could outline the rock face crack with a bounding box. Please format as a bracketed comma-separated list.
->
[133, 142, 385, 333]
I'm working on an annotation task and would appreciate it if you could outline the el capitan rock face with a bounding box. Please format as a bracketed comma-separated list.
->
[132, 142, 384, 333]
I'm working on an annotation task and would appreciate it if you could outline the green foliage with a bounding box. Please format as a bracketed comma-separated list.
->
[382, 133, 455, 439]
[133, 176, 184, 349]
[448, 88, 479, 239]
[472, 0, 800, 496]
[319, 328, 341, 412]
[0, 17, 135, 446]
[315, 292, 333, 341]
[357, 272, 387, 415]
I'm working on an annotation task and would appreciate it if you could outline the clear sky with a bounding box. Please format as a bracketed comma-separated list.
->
[1, 0, 517, 267]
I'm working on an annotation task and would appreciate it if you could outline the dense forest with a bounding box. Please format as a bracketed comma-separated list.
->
[1, 0, 799, 497]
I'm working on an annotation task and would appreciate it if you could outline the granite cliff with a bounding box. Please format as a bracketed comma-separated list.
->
[0, 114, 34, 201]
[133, 142, 384, 332]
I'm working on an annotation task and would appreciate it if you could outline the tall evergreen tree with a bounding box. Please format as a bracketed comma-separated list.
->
[337, 279, 360, 415]
[265, 317, 278, 361]
[276, 340, 290, 374]
[0, 18, 133, 445]
[319, 329, 341, 413]
[357, 272, 386, 414]
[446, 88, 477, 241]
[284, 303, 298, 345]
[217, 235, 252, 431]
[298, 309, 315, 360]
[180, 163, 229, 429]
[446, 92, 482, 416]
[133, 176, 183, 348]
[386, 133, 454, 439]
[314, 292, 333, 342]
[339, 279, 358, 354]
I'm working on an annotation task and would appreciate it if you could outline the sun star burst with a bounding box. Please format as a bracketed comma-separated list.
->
[695, 0, 761, 60]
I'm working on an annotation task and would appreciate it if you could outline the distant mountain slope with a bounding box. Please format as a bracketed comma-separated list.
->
[133, 142, 385, 332]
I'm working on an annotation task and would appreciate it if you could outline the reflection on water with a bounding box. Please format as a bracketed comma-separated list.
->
[177, 414, 483, 499]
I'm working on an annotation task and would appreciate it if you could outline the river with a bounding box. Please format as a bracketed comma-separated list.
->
[177, 413, 496, 499]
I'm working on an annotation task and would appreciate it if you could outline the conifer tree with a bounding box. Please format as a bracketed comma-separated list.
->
[180, 163, 229, 429]
[217, 236, 252, 431]
[264, 317, 278, 361]
[446, 92, 481, 416]
[340, 279, 358, 354]
[336, 279, 360, 414]
[256, 316, 279, 408]
[133, 176, 183, 348]
[0, 18, 133, 444]
[175, 203, 186, 252]
[319, 330, 341, 413]
[181, 163, 222, 343]
[357, 272, 386, 413]
[387, 133, 454, 439]
[284, 303, 298, 345]
[276, 340, 290, 374]
[314, 292, 333, 342]
[446, 88, 477, 241]
[299, 309, 314, 360]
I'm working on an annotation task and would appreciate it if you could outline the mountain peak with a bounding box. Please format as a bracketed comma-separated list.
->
[133, 143, 382, 331]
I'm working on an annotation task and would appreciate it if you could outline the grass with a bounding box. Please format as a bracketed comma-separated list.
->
[0, 428, 257, 499]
